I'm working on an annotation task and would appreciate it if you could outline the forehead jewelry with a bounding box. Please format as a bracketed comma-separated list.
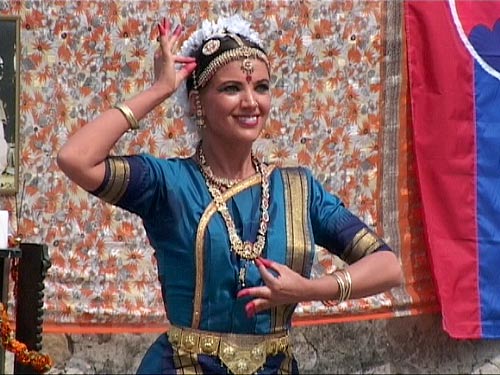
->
[230, 33, 254, 82]
[195, 33, 269, 89]
[241, 51, 254, 83]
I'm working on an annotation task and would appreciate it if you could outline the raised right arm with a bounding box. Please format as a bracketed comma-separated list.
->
[57, 19, 196, 191]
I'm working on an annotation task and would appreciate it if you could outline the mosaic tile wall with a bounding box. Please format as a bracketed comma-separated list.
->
[0, 0, 436, 330]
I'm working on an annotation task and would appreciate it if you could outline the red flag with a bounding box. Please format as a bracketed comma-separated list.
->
[406, 0, 500, 338]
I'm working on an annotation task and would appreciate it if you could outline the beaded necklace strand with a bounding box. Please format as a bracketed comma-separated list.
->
[197, 142, 270, 261]
[198, 150, 242, 189]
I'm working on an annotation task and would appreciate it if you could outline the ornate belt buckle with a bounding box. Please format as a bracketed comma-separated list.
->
[219, 340, 266, 374]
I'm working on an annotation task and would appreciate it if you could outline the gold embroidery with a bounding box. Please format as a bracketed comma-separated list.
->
[273, 168, 312, 332]
[342, 228, 384, 264]
[168, 325, 290, 375]
[286, 169, 309, 273]
[192, 166, 276, 329]
[198, 143, 270, 260]
[96, 157, 130, 204]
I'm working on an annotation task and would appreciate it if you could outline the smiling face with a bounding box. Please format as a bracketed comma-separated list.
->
[193, 59, 271, 146]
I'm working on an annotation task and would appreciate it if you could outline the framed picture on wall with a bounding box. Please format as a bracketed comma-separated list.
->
[0, 15, 20, 195]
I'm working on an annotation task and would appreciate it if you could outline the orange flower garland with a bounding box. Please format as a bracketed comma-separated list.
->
[0, 303, 53, 373]
[8, 234, 22, 300]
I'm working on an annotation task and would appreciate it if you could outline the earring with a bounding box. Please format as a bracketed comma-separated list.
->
[192, 90, 205, 129]
[191, 71, 205, 129]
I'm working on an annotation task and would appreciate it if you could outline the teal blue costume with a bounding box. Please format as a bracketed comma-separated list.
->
[92, 154, 391, 374]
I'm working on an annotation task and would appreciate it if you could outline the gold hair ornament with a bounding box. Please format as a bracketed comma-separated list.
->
[202, 39, 221, 56]
[196, 46, 269, 89]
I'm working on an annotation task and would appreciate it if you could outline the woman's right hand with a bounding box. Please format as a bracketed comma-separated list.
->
[153, 18, 196, 99]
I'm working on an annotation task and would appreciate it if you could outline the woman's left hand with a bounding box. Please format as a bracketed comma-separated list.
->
[236, 257, 308, 318]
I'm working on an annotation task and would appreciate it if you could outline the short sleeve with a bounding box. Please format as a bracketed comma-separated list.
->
[89, 154, 179, 218]
[307, 169, 392, 263]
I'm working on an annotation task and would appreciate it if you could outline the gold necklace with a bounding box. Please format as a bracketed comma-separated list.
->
[198, 143, 270, 260]
[198, 146, 243, 189]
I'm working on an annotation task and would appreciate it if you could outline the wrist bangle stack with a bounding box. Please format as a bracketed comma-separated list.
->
[332, 268, 352, 303]
[114, 103, 139, 130]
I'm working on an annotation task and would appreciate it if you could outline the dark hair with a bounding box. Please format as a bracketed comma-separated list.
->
[186, 33, 268, 94]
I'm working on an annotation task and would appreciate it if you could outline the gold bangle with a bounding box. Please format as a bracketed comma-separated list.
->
[113, 103, 139, 130]
[332, 272, 347, 302]
[321, 268, 353, 307]
[340, 269, 352, 301]
[332, 269, 352, 303]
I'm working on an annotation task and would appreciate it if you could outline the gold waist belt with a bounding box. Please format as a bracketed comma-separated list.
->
[167, 325, 291, 375]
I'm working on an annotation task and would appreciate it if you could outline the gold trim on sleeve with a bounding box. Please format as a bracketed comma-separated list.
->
[342, 227, 385, 264]
[95, 157, 131, 204]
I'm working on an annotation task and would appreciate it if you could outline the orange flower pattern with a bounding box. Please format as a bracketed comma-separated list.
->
[0, 1, 436, 330]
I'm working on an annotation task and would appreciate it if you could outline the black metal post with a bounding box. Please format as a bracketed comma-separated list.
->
[13, 243, 50, 375]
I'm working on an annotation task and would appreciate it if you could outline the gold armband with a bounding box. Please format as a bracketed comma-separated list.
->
[114, 103, 139, 130]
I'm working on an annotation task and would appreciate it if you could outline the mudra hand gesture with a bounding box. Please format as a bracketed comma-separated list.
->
[238, 257, 310, 317]
[154, 18, 196, 98]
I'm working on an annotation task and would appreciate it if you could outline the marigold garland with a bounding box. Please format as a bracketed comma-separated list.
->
[0, 303, 52, 373]
[8, 234, 21, 300]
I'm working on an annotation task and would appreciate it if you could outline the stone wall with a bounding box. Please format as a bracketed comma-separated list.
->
[6, 312, 500, 374]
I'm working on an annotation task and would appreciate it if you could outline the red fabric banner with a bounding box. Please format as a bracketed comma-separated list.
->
[406, 0, 500, 338]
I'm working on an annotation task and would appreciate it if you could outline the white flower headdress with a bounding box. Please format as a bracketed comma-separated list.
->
[179, 14, 265, 59]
